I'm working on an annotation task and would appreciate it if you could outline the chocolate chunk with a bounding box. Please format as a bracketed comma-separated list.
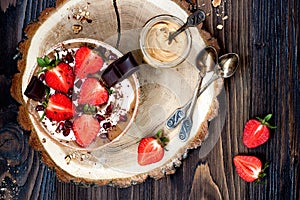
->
[24, 76, 46, 101]
[101, 52, 140, 87]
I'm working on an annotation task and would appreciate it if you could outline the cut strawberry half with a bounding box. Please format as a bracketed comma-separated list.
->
[45, 62, 75, 94]
[78, 78, 109, 106]
[45, 93, 74, 121]
[243, 114, 277, 148]
[73, 114, 100, 147]
[74, 46, 104, 78]
[233, 155, 269, 183]
[137, 130, 169, 166]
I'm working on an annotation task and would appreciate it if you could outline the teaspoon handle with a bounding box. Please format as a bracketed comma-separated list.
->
[168, 9, 206, 43]
[168, 23, 189, 43]
[178, 76, 204, 141]
[166, 74, 219, 129]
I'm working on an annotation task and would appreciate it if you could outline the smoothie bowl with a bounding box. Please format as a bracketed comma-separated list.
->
[22, 38, 140, 151]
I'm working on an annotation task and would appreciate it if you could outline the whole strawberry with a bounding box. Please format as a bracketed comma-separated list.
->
[243, 114, 277, 148]
[138, 130, 169, 166]
[233, 155, 269, 183]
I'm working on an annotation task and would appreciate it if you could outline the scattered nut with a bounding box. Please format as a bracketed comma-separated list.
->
[72, 24, 82, 34]
[65, 155, 72, 165]
[217, 24, 224, 30]
[212, 0, 222, 7]
[222, 15, 228, 20]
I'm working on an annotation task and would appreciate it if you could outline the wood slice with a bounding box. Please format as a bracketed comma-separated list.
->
[11, 0, 222, 187]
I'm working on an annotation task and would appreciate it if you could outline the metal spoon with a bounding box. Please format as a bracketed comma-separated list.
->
[168, 9, 206, 44]
[166, 46, 217, 129]
[166, 47, 239, 131]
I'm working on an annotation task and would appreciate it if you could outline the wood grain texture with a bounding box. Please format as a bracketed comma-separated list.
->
[0, 0, 299, 200]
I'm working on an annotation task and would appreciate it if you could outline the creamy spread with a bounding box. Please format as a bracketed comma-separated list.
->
[144, 21, 188, 63]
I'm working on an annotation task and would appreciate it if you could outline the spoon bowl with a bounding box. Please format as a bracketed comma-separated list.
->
[196, 46, 218, 73]
[218, 53, 239, 78]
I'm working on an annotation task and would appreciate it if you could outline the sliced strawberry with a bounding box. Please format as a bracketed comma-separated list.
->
[45, 62, 75, 94]
[137, 130, 169, 166]
[243, 114, 277, 148]
[74, 46, 104, 78]
[73, 114, 100, 147]
[45, 93, 74, 121]
[233, 155, 268, 182]
[78, 78, 109, 106]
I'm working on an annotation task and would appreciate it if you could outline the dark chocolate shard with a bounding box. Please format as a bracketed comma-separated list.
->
[24, 76, 46, 101]
[101, 52, 139, 87]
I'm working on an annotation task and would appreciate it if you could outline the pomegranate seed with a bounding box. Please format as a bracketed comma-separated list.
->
[106, 103, 114, 114]
[63, 129, 70, 136]
[38, 73, 45, 81]
[76, 104, 85, 112]
[103, 122, 111, 130]
[99, 133, 108, 139]
[75, 79, 82, 88]
[64, 120, 73, 128]
[67, 88, 73, 96]
[56, 122, 65, 133]
[108, 53, 118, 60]
[72, 93, 78, 101]
[35, 105, 45, 111]
[98, 46, 106, 54]
[96, 114, 105, 122]
[65, 52, 74, 63]
[119, 114, 128, 122]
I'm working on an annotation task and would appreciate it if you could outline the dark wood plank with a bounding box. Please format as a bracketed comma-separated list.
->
[0, 0, 299, 199]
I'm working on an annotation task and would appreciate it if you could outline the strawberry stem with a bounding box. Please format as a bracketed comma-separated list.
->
[155, 129, 169, 148]
[39, 112, 46, 122]
[256, 114, 277, 129]
[255, 162, 270, 184]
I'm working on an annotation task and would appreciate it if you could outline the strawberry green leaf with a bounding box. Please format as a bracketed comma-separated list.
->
[37, 57, 46, 67]
[156, 129, 163, 138]
[44, 56, 51, 65]
[45, 86, 50, 100]
[256, 113, 277, 129]
[264, 114, 273, 121]
[105, 87, 114, 95]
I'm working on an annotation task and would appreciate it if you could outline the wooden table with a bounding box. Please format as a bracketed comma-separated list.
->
[0, 0, 299, 199]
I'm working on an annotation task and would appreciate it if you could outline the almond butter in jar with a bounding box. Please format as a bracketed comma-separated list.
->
[139, 15, 192, 68]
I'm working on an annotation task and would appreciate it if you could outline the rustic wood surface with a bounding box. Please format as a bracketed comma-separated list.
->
[0, 0, 299, 199]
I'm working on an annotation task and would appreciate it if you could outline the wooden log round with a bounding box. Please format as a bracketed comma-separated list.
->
[11, 0, 222, 187]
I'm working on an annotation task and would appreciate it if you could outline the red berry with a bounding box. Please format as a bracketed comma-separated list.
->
[35, 105, 45, 111]
[74, 46, 104, 78]
[119, 114, 128, 122]
[38, 73, 45, 81]
[64, 120, 73, 129]
[56, 122, 65, 133]
[73, 114, 100, 147]
[78, 78, 109, 106]
[233, 155, 269, 182]
[95, 114, 105, 122]
[75, 79, 83, 88]
[137, 130, 169, 166]
[45, 62, 75, 94]
[106, 103, 114, 114]
[63, 128, 71, 136]
[45, 93, 74, 121]
[243, 114, 277, 148]
[103, 122, 111, 130]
